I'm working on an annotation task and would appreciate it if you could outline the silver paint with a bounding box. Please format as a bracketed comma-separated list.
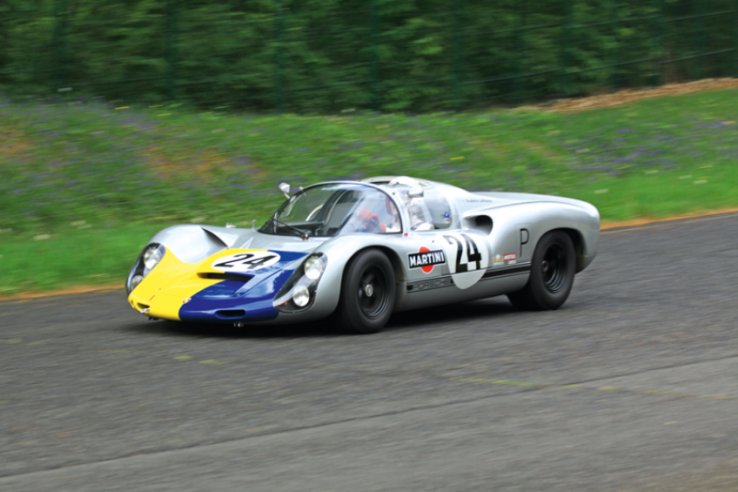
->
[138, 177, 600, 324]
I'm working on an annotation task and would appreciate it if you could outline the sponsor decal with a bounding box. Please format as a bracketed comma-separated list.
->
[408, 246, 446, 274]
[492, 254, 504, 266]
[443, 211, 451, 219]
[504, 253, 517, 265]
[212, 251, 281, 272]
[183, 297, 191, 304]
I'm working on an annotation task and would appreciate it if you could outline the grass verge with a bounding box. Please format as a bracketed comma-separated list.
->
[0, 225, 163, 296]
[2, 88, 738, 294]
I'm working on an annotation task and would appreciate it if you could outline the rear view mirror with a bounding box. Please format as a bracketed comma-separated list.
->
[279, 182, 290, 198]
[407, 187, 424, 198]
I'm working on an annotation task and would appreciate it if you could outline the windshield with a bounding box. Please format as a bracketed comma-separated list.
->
[260, 183, 401, 237]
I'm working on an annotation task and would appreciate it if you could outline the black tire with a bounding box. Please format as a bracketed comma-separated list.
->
[507, 230, 576, 311]
[335, 249, 396, 334]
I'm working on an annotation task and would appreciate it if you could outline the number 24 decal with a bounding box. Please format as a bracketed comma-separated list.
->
[212, 251, 281, 272]
[443, 233, 488, 273]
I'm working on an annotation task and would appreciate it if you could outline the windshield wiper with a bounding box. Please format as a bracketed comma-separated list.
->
[266, 216, 309, 241]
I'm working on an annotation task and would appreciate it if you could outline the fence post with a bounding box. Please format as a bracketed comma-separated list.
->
[734, 0, 738, 77]
[694, 0, 705, 79]
[513, 0, 527, 106]
[654, 0, 665, 86]
[165, 0, 179, 101]
[451, 0, 465, 111]
[608, 0, 619, 89]
[273, 0, 285, 112]
[368, 0, 380, 110]
[52, 0, 67, 92]
[559, 0, 573, 97]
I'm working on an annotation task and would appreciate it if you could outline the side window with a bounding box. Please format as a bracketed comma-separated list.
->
[341, 190, 402, 234]
[377, 196, 402, 233]
[424, 193, 453, 230]
[406, 196, 434, 231]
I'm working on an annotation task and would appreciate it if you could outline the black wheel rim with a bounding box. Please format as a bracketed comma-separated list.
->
[357, 265, 388, 320]
[541, 243, 567, 293]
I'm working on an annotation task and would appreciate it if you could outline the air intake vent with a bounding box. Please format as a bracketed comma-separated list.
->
[199, 273, 253, 282]
[215, 310, 246, 319]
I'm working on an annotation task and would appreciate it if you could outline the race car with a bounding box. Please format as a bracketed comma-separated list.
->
[126, 176, 600, 334]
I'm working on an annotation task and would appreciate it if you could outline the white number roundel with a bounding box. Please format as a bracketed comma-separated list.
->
[441, 232, 490, 290]
[212, 251, 281, 272]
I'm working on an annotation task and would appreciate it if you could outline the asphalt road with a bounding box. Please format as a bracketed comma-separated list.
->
[1, 213, 737, 491]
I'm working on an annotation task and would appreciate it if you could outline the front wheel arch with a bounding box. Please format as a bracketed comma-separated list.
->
[331, 245, 405, 306]
[333, 247, 397, 334]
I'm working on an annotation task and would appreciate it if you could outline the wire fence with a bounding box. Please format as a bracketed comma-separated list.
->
[1, 0, 737, 112]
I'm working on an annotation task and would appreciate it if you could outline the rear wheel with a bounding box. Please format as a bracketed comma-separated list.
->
[507, 231, 576, 311]
[335, 249, 396, 334]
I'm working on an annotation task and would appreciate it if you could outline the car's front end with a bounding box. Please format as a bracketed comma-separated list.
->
[125, 181, 405, 326]
[125, 230, 334, 325]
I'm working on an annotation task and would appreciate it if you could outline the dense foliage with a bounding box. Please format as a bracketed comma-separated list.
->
[0, 0, 736, 111]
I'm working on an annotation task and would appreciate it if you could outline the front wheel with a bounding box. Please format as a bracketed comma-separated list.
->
[335, 249, 396, 334]
[507, 230, 576, 311]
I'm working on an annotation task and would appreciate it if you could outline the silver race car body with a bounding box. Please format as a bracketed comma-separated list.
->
[126, 176, 599, 332]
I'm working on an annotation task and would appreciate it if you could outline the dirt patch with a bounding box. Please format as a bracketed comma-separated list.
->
[0, 128, 33, 156]
[601, 208, 738, 230]
[145, 146, 229, 181]
[143, 147, 267, 183]
[0, 284, 122, 302]
[531, 78, 738, 113]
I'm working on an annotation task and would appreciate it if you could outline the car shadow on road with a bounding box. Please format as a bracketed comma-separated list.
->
[122, 318, 338, 339]
[122, 297, 518, 339]
[384, 297, 517, 331]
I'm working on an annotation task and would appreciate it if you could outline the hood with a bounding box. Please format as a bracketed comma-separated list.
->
[128, 242, 311, 322]
[149, 224, 327, 265]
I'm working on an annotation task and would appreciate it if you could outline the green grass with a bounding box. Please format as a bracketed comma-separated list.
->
[0, 225, 163, 295]
[2, 89, 738, 294]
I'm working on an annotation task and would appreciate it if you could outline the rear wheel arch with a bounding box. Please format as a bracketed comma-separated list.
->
[546, 227, 585, 273]
[508, 229, 577, 311]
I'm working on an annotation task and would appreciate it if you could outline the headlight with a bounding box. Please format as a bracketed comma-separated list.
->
[142, 244, 165, 276]
[143, 246, 164, 277]
[130, 275, 144, 291]
[126, 243, 166, 295]
[143, 246, 160, 265]
[293, 286, 310, 307]
[304, 255, 324, 281]
[273, 253, 327, 312]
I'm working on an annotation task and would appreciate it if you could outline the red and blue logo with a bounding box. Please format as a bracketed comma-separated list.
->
[408, 246, 446, 274]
